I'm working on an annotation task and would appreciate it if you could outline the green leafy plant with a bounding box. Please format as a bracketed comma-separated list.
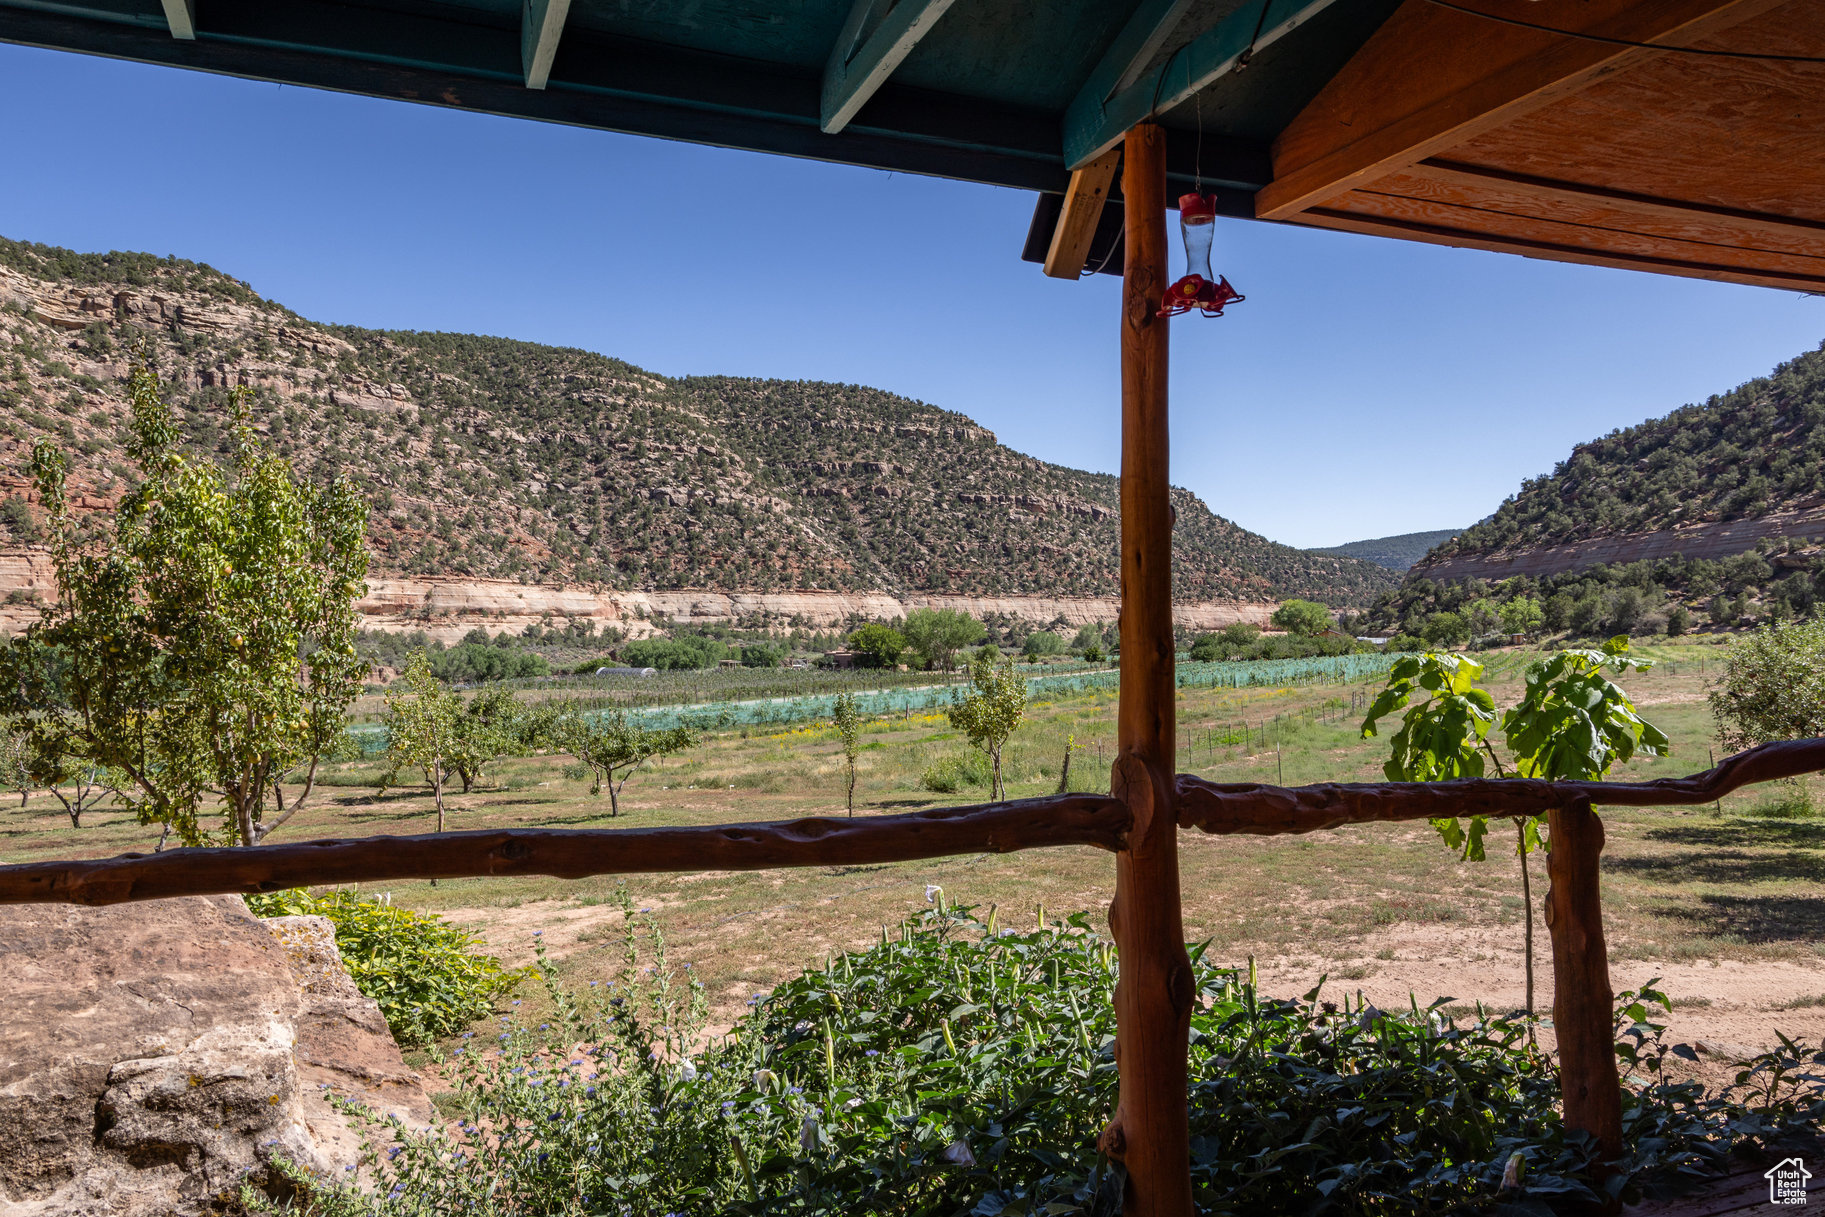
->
[919, 751, 989, 794]
[552, 705, 697, 816]
[1502, 637, 1669, 782]
[246, 888, 522, 1045]
[0, 364, 368, 846]
[1710, 616, 1825, 752]
[902, 608, 986, 672]
[831, 692, 860, 816]
[845, 624, 905, 669]
[251, 904, 1825, 1217]
[448, 686, 527, 794]
[382, 653, 461, 831]
[1270, 598, 1332, 637]
[946, 653, 1027, 800]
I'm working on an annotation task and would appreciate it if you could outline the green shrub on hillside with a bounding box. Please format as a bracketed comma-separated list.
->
[253, 903, 1825, 1216]
[247, 889, 522, 1045]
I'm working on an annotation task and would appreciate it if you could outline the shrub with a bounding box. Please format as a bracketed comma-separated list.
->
[1385, 633, 1427, 652]
[622, 636, 726, 670]
[740, 642, 784, 668]
[846, 623, 905, 668]
[1021, 630, 1064, 658]
[920, 751, 990, 793]
[258, 904, 1825, 1216]
[246, 889, 522, 1045]
[1711, 616, 1825, 751]
[1270, 598, 1332, 637]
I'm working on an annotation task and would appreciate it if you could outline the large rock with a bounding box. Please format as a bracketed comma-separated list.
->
[0, 896, 434, 1216]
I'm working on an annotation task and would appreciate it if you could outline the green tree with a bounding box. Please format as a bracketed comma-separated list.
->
[832, 692, 861, 816]
[554, 707, 696, 817]
[448, 687, 526, 794]
[0, 366, 368, 846]
[0, 720, 29, 807]
[1709, 617, 1825, 752]
[847, 624, 906, 669]
[946, 654, 1027, 801]
[1071, 622, 1104, 654]
[741, 642, 784, 668]
[384, 653, 462, 831]
[1021, 631, 1065, 659]
[1499, 596, 1545, 637]
[1422, 611, 1469, 647]
[902, 608, 985, 671]
[1270, 599, 1332, 637]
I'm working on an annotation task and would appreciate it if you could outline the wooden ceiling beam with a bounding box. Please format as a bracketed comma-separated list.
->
[521, 0, 572, 90]
[1043, 148, 1123, 279]
[821, 0, 960, 135]
[1298, 204, 1825, 294]
[1065, 0, 1341, 172]
[159, 0, 195, 40]
[1256, 0, 1794, 221]
[1406, 159, 1825, 248]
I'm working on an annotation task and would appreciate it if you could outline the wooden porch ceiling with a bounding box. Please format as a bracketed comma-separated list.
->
[1258, 0, 1825, 293]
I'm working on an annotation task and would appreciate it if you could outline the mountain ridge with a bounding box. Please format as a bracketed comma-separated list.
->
[0, 235, 1397, 615]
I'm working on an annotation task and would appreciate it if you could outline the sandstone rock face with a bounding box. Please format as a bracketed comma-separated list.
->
[0, 897, 433, 1216]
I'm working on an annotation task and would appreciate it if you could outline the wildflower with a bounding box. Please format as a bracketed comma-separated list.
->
[540, 1024, 549, 1030]
[533, 930, 542, 936]
[864, 1049, 879, 1057]
[799, 1114, 819, 1155]
[586, 1087, 596, 1096]
[680, 1059, 698, 1081]
[345, 1164, 358, 1172]
[1502, 1152, 1526, 1190]
[942, 1138, 976, 1167]
[513, 1000, 522, 1006]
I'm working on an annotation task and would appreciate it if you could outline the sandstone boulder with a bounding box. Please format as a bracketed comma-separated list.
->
[0, 896, 434, 1216]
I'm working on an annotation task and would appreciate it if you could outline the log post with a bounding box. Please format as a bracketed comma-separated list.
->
[1544, 797, 1623, 1158]
[1099, 121, 1195, 1217]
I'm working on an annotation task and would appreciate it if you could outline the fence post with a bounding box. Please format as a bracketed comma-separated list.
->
[1544, 796, 1623, 1158]
[1098, 121, 1194, 1217]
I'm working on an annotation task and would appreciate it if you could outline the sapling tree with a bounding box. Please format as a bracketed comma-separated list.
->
[832, 692, 860, 816]
[0, 364, 369, 846]
[947, 654, 1026, 801]
[553, 706, 696, 817]
[447, 687, 525, 794]
[384, 653, 461, 832]
[1, 719, 31, 808]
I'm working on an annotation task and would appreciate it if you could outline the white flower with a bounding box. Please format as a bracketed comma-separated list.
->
[1501, 1151, 1525, 1190]
[844, 1096, 863, 1110]
[941, 1138, 975, 1167]
[799, 1115, 820, 1155]
[679, 1059, 698, 1082]
[752, 1068, 775, 1092]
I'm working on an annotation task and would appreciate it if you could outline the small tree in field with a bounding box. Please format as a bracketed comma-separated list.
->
[903, 608, 986, 672]
[2, 720, 32, 808]
[1271, 599, 1332, 637]
[448, 687, 526, 794]
[0, 365, 369, 846]
[832, 692, 861, 816]
[1710, 617, 1825, 751]
[554, 707, 696, 817]
[847, 624, 905, 669]
[947, 654, 1026, 801]
[385, 654, 461, 831]
[1500, 596, 1545, 638]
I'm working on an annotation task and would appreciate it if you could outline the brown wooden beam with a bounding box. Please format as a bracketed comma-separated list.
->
[1294, 206, 1825, 295]
[1545, 797, 1624, 1157]
[0, 793, 1129, 907]
[1101, 122, 1194, 1217]
[1044, 148, 1122, 280]
[1176, 738, 1825, 834]
[1256, 0, 1792, 221]
[1407, 158, 1825, 247]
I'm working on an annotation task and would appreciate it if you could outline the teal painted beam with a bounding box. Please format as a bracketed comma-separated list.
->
[160, 0, 194, 40]
[1064, 0, 1341, 171]
[522, 0, 570, 90]
[821, 0, 959, 135]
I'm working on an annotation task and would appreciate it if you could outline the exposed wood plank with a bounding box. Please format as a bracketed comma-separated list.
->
[1257, 0, 1793, 220]
[1100, 122, 1195, 1217]
[1065, 0, 1343, 171]
[821, 0, 960, 135]
[1059, 0, 1197, 169]
[0, 794, 1129, 907]
[1546, 799, 1623, 1156]
[1043, 147, 1122, 279]
[1176, 738, 1825, 835]
[1293, 205, 1825, 295]
[1404, 159, 1825, 251]
[521, 0, 572, 91]
[1347, 181, 1825, 272]
[159, 0, 194, 40]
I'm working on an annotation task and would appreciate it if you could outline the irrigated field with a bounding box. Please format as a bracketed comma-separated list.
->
[6, 639, 1821, 1061]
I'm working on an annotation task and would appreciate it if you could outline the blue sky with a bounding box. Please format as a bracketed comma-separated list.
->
[2, 43, 1819, 549]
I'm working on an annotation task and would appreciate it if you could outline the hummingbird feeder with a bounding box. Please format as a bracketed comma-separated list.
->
[1157, 192, 1243, 318]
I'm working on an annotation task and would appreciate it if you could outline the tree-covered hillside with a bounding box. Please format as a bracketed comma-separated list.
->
[1313, 530, 1462, 571]
[1431, 344, 1825, 562]
[0, 236, 1395, 604]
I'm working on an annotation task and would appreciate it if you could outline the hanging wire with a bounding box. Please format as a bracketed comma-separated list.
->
[1419, 0, 1825, 63]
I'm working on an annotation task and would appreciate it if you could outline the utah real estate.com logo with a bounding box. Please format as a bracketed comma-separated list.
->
[1767, 1157, 1812, 1206]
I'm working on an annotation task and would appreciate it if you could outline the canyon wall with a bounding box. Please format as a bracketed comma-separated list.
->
[1410, 507, 1825, 584]
[0, 551, 1276, 641]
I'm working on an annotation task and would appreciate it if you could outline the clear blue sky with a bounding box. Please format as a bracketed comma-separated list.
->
[2, 43, 1819, 549]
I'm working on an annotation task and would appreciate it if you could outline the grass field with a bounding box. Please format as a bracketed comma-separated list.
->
[6, 637, 1821, 1058]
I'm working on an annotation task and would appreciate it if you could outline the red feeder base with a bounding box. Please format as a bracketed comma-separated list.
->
[1156, 274, 1244, 318]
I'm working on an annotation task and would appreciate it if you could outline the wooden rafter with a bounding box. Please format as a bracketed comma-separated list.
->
[521, 0, 572, 91]
[159, 0, 194, 40]
[821, 0, 960, 135]
[1256, 0, 1794, 221]
[1065, 0, 1342, 172]
[1042, 148, 1122, 279]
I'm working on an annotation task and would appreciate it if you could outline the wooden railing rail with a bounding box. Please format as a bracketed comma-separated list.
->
[1176, 737, 1825, 835]
[0, 792, 1129, 907]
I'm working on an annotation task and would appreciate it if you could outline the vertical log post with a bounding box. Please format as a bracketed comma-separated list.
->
[1544, 797, 1624, 1158]
[1098, 122, 1195, 1217]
